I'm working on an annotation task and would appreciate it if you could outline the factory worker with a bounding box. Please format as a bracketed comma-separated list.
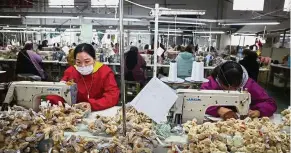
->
[16, 42, 46, 81]
[201, 61, 277, 120]
[239, 49, 260, 82]
[125, 46, 147, 86]
[47, 43, 120, 111]
[176, 45, 194, 79]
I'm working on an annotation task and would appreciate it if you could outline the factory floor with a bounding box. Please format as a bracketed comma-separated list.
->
[264, 84, 290, 113]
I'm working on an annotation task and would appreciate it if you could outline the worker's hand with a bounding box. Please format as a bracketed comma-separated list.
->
[218, 107, 238, 120]
[74, 102, 91, 111]
[222, 111, 238, 120]
[248, 110, 260, 118]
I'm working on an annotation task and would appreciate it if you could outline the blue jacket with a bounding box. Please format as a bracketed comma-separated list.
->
[176, 52, 194, 79]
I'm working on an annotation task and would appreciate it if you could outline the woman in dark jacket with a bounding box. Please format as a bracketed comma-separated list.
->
[125, 46, 146, 86]
[16, 43, 46, 80]
[239, 49, 259, 81]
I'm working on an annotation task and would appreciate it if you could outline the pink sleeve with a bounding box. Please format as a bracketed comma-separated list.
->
[247, 79, 277, 117]
[200, 76, 220, 117]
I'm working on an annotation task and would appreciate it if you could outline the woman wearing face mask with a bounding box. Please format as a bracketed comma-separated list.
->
[201, 61, 277, 120]
[47, 43, 120, 111]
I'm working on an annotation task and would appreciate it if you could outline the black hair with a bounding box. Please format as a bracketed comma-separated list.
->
[125, 46, 139, 81]
[177, 45, 182, 51]
[211, 61, 243, 88]
[242, 49, 258, 60]
[74, 43, 96, 60]
[184, 45, 193, 54]
[144, 44, 149, 50]
[126, 46, 138, 70]
[194, 45, 198, 52]
[72, 43, 77, 46]
[38, 45, 43, 51]
[42, 40, 48, 47]
[22, 43, 33, 52]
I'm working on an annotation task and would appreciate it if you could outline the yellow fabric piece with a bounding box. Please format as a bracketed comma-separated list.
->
[256, 50, 261, 56]
[93, 62, 103, 73]
[67, 49, 75, 66]
[74, 62, 103, 74]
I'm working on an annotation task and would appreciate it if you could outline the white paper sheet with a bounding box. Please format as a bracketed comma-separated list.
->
[130, 78, 178, 123]
[157, 47, 165, 56]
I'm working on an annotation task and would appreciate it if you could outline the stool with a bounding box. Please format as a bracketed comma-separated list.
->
[125, 81, 141, 102]
[0, 71, 7, 105]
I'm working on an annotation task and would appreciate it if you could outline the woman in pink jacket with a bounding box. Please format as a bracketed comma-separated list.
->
[201, 61, 277, 120]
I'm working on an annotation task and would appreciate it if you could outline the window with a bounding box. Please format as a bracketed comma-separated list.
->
[91, 0, 119, 8]
[233, 0, 264, 11]
[284, 0, 291, 11]
[49, 0, 74, 8]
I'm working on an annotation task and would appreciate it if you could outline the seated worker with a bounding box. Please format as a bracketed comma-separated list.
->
[201, 61, 277, 120]
[176, 45, 194, 79]
[239, 49, 259, 81]
[47, 43, 120, 111]
[125, 46, 146, 87]
[16, 42, 46, 80]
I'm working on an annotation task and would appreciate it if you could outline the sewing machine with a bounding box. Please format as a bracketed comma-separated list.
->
[2, 81, 77, 111]
[172, 89, 251, 124]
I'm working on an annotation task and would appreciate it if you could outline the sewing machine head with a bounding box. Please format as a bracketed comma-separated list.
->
[3, 81, 77, 111]
[173, 89, 251, 124]
[37, 51, 54, 60]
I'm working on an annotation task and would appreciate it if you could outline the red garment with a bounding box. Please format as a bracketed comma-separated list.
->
[47, 63, 120, 111]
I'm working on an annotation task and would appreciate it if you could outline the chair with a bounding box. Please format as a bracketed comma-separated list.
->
[125, 81, 141, 102]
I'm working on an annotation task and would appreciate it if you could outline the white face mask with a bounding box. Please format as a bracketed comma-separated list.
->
[76, 64, 94, 75]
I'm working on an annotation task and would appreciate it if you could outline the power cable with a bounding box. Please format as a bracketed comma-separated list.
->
[124, 0, 153, 10]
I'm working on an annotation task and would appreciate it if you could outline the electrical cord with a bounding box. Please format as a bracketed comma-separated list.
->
[124, 0, 153, 10]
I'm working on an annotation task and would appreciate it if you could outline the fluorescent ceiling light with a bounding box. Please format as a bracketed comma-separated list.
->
[129, 32, 151, 35]
[280, 34, 291, 36]
[234, 33, 256, 36]
[2, 27, 55, 30]
[151, 9, 206, 16]
[0, 15, 21, 18]
[3, 27, 26, 30]
[25, 16, 79, 19]
[193, 31, 224, 34]
[127, 30, 149, 32]
[30, 27, 55, 30]
[84, 17, 141, 22]
[284, 0, 291, 11]
[40, 31, 60, 34]
[157, 29, 184, 33]
[151, 20, 206, 25]
[233, 0, 264, 11]
[0, 30, 34, 33]
[91, 0, 119, 8]
[49, 0, 74, 8]
[221, 22, 280, 26]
